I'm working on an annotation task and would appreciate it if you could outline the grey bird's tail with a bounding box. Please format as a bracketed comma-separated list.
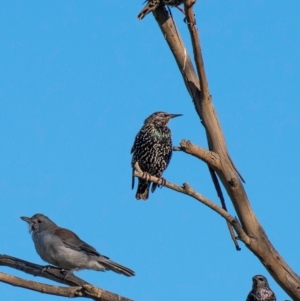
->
[99, 258, 135, 277]
[137, 0, 160, 20]
[136, 179, 151, 200]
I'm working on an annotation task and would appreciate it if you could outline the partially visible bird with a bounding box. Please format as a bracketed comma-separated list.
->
[21, 214, 135, 277]
[246, 275, 276, 301]
[137, 0, 184, 20]
[131, 111, 182, 200]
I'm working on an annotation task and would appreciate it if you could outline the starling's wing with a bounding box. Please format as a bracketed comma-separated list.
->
[131, 125, 147, 154]
[270, 292, 276, 301]
[131, 129, 145, 189]
[131, 134, 138, 189]
[245, 292, 256, 301]
[130, 135, 137, 154]
[54, 228, 109, 258]
[164, 133, 173, 170]
[165, 145, 172, 169]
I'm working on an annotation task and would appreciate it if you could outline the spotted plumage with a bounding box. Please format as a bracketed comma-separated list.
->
[137, 0, 184, 20]
[131, 111, 182, 200]
[246, 275, 276, 301]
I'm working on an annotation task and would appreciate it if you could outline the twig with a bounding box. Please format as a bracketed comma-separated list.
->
[183, 0, 209, 100]
[133, 163, 250, 246]
[208, 166, 241, 251]
[0, 255, 88, 287]
[0, 255, 135, 301]
[0, 272, 82, 297]
[174, 139, 221, 170]
[174, 140, 241, 250]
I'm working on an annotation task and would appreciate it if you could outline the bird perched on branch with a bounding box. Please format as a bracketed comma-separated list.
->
[137, 0, 183, 20]
[246, 275, 276, 301]
[131, 111, 182, 200]
[21, 214, 135, 277]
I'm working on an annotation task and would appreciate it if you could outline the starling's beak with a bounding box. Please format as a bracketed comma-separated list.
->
[170, 114, 183, 119]
[21, 216, 34, 233]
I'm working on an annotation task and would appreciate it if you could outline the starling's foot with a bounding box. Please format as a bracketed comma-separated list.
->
[141, 172, 151, 181]
[158, 177, 166, 187]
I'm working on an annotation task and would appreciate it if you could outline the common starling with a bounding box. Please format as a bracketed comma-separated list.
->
[131, 111, 182, 200]
[137, 0, 184, 20]
[246, 275, 276, 301]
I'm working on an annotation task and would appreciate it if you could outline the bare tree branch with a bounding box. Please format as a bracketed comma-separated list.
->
[134, 163, 250, 246]
[0, 255, 134, 301]
[184, 0, 209, 98]
[174, 139, 221, 170]
[151, 4, 300, 300]
[0, 272, 82, 298]
[0, 255, 88, 287]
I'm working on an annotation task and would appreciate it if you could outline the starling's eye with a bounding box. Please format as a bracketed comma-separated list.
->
[258, 277, 263, 281]
[37, 219, 42, 223]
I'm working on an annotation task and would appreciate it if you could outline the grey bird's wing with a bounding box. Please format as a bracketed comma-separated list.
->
[53, 228, 109, 259]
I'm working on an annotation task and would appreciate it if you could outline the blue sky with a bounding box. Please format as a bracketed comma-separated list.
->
[0, 1, 300, 300]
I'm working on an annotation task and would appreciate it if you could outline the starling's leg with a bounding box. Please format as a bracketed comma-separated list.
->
[141, 172, 151, 181]
[157, 177, 166, 187]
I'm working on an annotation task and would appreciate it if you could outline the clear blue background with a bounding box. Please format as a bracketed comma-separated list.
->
[0, 1, 299, 300]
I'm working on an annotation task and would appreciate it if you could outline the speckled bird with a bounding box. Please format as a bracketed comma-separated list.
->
[246, 275, 276, 301]
[137, 0, 184, 20]
[131, 111, 182, 200]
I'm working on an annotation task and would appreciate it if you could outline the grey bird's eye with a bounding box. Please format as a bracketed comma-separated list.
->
[37, 219, 42, 223]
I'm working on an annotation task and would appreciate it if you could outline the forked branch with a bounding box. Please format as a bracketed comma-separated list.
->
[134, 163, 250, 245]
[0, 255, 134, 301]
[151, 3, 300, 300]
[173, 139, 221, 171]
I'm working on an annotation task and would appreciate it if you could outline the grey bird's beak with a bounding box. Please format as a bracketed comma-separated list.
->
[170, 114, 183, 118]
[20, 216, 33, 233]
[20, 216, 31, 223]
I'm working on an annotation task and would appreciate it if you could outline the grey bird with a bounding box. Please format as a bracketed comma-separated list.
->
[246, 275, 276, 301]
[137, 0, 183, 20]
[131, 111, 182, 200]
[21, 213, 135, 277]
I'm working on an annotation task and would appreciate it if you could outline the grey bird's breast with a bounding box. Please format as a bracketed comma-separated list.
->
[32, 231, 92, 270]
[32, 231, 62, 266]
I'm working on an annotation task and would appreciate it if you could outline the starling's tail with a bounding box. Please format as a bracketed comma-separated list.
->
[137, 1, 160, 20]
[136, 179, 150, 200]
[151, 182, 158, 193]
[99, 258, 135, 277]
